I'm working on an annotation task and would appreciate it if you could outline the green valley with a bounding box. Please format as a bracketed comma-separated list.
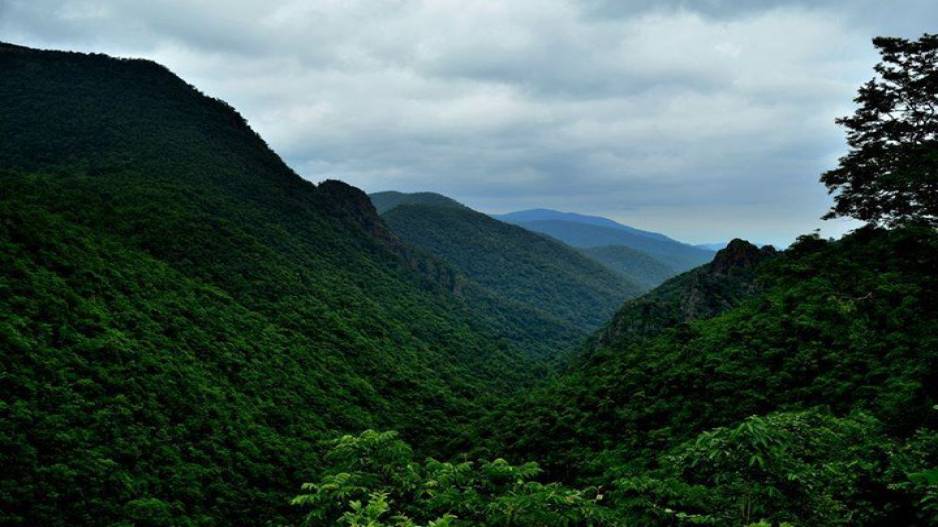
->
[2, 29, 937, 527]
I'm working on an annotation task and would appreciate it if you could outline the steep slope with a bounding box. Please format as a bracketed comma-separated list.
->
[475, 227, 938, 497]
[381, 203, 643, 333]
[500, 218, 715, 272]
[592, 239, 775, 348]
[370, 190, 466, 214]
[579, 245, 676, 290]
[0, 43, 549, 525]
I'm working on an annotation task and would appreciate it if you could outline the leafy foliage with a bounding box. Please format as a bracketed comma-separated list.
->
[615, 410, 901, 526]
[476, 227, 938, 520]
[299, 413, 938, 527]
[822, 33, 938, 226]
[292, 430, 610, 527]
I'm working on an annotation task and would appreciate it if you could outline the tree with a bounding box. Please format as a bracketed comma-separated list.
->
[822, 34, 938, 227]
[291, 430, 610, 527]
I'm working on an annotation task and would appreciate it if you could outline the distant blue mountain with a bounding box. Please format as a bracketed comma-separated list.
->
[494, 209, 715, 273]
[494, 209, 671, 242]
[696, 242, 728, 251]
[697, 241, 780, 251]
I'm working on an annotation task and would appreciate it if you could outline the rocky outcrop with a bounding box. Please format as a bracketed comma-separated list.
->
[592, 238, 777, 350]
[710, 239, 777, 275]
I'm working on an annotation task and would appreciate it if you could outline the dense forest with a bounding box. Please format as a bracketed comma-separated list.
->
[2, 33, 937, 527]
[0, 42, 567, 524]
[578, 244, 686, 292]
[378, 199, 642, 332]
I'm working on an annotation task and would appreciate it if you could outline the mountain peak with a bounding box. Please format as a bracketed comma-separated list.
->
[710, 238, 775, 275]
[369, 191, 466, 214]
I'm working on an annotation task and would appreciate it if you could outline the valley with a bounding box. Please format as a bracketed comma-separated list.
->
[1, 35, 936, 527]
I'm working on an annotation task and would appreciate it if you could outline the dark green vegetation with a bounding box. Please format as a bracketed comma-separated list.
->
[297, 33, 938, 527]
[369, 191, 467, 215]
[311, 228, 937, 526]
[822, 34, 938, 227]
[3, 36, 938, 527]
[0, 43, 568, 525]
[592, 239, 775, 347]
[579, 244, 677, 291]
[497, 215, 714, 273]
[378, 200, 642, 333]
[291, 430, 610, 526]
[467, 227, 938, 525]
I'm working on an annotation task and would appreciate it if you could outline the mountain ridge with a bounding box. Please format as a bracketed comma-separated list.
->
[378, 201, 644, 335]
[493, 208, 673, 242]
[0, 42, 558, 525]
[370, 190, 466, 214]
[502, 218, 715, 273]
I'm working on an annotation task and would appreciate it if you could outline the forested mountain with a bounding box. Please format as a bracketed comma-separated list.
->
[499, 216, 714, 272]
[369, 190, 466, 214]
[592, 239, 775, 347]
[4, 34, 938, 527]
[494, 208, 672, 242]
[470, 227, 937, 524]
[0, 43, 562, 525]
[578, 244, 676, 291]
[378, 201, 642, 333]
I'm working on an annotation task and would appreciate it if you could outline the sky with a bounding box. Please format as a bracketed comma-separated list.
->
[2, 0, 936, 247]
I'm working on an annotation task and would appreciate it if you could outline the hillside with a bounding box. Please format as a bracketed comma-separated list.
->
[0, 43, 560, 525]
[380, 203, 643, 333]
[578, 245, 676, 290]
[5, 37, 938, 527]
[592, 239, 776, 347]
[499, 217, 714, 272]
[471, 226, 938, 524]
[494, 208, 672, 241]
[370, 190, 466, 214]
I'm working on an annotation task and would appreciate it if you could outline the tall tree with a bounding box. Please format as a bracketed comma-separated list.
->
[822, 33, 938, 226]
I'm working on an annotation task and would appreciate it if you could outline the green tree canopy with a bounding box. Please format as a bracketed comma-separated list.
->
[822, 33, 938, 226]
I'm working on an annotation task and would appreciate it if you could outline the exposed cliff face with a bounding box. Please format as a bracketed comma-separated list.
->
[592, 239, 776, 348]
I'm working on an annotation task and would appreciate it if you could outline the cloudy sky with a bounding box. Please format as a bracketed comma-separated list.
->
[3, 1, 936, 246]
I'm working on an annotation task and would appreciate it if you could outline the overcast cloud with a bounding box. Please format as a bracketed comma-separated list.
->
[3, 0, 936, 246]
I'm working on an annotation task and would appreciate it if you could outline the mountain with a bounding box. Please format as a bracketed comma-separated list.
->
[695, 241, 728, 251]
[0, 43, 558, 525]
[370, 190, 466, 214]
[578, 245, 676, 291]
[377, 200, 643, 334]
[593, 238, 776, 347]
[494, 208, 671, 241]
[6, 41, 937, 527]
[495, 212, 715, 273]
[474, 226, 938, 524]
[697, 241, 779, 251]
